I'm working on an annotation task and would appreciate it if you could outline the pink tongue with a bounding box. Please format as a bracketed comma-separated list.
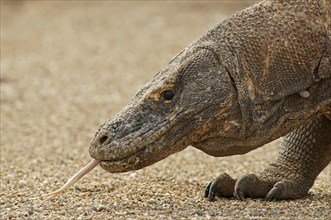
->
[41, 159, 101, 202]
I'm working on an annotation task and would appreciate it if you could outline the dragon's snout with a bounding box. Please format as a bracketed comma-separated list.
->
[89, 130, 114, 161]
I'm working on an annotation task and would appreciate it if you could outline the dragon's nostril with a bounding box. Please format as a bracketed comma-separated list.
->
[99, 135, 108, 145]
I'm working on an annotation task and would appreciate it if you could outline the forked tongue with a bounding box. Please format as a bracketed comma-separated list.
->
[41, 159, 101, 203]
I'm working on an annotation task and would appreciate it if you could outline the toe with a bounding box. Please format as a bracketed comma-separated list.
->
[234, 174, 272, 200]
[234, 174, 257, 200]
[265, 180, 306, 200]
[204, 173, 236, 201]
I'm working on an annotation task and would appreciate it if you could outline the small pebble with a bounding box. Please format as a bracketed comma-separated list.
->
[18, 180, 27, 186]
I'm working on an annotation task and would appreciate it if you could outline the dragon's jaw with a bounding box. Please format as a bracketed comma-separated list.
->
[97, 138, 189, 173]
[88, 105, 209, 172]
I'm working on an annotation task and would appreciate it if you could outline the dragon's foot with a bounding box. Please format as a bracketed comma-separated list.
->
[205, 173, 310, 201]
[205, 116, 331, 201]
[234, 173, 310, 200]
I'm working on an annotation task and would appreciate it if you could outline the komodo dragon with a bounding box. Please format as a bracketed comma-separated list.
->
[89, 0, 331, 201]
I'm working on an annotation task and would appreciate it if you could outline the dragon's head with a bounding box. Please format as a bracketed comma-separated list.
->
[89, 43, 242, 172]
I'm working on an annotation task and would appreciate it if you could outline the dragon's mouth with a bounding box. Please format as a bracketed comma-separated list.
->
[89, 118, 169, 161]
[98, 144, 166, 173]
[91, 105, 216, 172]
[97, 128, 192, 173]
[100, 146, 146, 163]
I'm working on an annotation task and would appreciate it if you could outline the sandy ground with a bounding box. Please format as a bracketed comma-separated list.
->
[1, 1, 330, 219]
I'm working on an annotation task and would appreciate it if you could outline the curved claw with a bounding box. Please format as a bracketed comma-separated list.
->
[204, 182, 216, 201]
[265, 185, 282, 200]
[234, 189, 245, 201]
[204, 182, 212, 198]
[266, 181, 289, 200]
[205, 180, 218, 201]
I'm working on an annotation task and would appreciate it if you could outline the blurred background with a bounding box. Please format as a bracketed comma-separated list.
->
[1, 0, 258, 158]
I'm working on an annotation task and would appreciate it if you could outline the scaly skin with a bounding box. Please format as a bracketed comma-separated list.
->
[205, 115, 331, 200]
[89, 0, 331, 200]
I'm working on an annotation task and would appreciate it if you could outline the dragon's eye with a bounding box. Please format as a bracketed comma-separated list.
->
[162, 90, 174, 101]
